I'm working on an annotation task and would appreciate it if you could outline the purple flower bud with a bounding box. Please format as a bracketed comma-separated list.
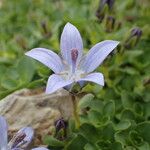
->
[96, 0, 115, 22]
[55, 118, 67, 133]
[125, 27, 142, 49]
[96, 9, 105, 22]
[131, 27, 142, 38]
[99, 0, 115, 10]
[54, 118, 67, 140]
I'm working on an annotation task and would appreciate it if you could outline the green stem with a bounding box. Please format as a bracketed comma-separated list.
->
[71, 94, 80, 128]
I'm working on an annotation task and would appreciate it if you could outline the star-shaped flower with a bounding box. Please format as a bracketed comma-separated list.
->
[0, 116, 48, 150]
[25, 22, 119, 94]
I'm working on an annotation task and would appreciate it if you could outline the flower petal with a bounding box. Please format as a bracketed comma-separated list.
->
[78, 72, 104, 86]
[46, 74, 73, 94]
[32, 147, 49, 150]
[0, 116, 8, 149]
[25, 48, 64, 73]
[9, 127, 34, 149]
[81, 40, 119, 73]
[60, 22, 83, 65]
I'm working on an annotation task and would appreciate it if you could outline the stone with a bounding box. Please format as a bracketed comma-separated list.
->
[0, 88, 73, 146]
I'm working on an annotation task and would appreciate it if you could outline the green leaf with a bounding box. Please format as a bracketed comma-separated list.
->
[0, 65, 6, 81]
[0, 89, 15, 99]
[96, 140, 111, 150]
[17, 56, 36, 83]
[137, 142, 150, 150]
[121, 109, 135, 121]
[1, 78, 18, 90]
[103, 101, 115, 117]
[143, 102, 150, 120]
[1, 68, 19, 90]
[101, 123, 115, 141]
[88, 110, 102, 125]
[134, 102, 143, 116]
[43, 135, 64, 147]
[84, 143, 99, 150]
[115, 130, 130, 146]
[79, 123, 101, 143]
[27, 79, 44, 88]
[78, 94, 94, 109]
[65, 134, 87, 150]
[135, 122, 150, 144]
[37, 64, 51, 77]
[114, 120, 131, 131]
[89, 100, 104, 113]
[110, 142, 123, 150]
[124, 146, 136, 150]
[121, 91, 134, 109]
[129, 130, 144, 146]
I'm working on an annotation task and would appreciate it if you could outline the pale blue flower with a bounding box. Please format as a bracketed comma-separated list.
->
[25, 22, 119, 94]
[0, 116, 48, 150]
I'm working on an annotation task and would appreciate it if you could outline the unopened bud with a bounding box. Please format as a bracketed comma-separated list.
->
[41, 21, 48, 34]
[105, 16, 115, 32]
[41, 20, 52, 38]
[116, 21, 122, 30]
[16, 35, 27, 50]
[54, 118, 67, 140]
[106, 0, 115, 10]
[124, 27, 142, 49]
[131, 28, 142, 38]
[55, 118, 67, 133]
[96, 0, 115, 22]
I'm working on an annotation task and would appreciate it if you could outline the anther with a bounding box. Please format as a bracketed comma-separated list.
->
[71, 48, 78, 63]
[11, 132, 26, 148]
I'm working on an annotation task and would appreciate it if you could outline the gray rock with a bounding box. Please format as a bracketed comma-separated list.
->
[0, 88, 73, 145]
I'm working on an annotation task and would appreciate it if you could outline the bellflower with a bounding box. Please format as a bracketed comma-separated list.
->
[25, 22, 119, 94]
[0, 116, 48, 150]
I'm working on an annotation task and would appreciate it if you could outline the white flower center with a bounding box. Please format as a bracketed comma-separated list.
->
[59, 69, 86, 81]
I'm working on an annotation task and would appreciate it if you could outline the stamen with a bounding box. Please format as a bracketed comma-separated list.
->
[11, 132, 26, 148]
[71, 48, 78, 73]
[71, 48, 78, 63]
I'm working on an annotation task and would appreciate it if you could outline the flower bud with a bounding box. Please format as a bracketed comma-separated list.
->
[54, 118, 67, 140]
[41, 20, 48, 34]
[131, 28, 142, 38]
[41, 20, 52, 38]
[16, 35, 27, 49]
[124, 27, 142, 49]
[96, 0, 115, 22]
[105, 16, 115, 32]
[116, 21, 122, 30]
[55, 118, 67, 132]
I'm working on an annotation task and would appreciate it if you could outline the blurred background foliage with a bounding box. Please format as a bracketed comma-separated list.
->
[0, 0, 150, 149]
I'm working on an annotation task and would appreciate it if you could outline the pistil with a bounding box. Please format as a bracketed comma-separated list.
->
[71, 48, 78, 74]
[9, 132, 26, 148]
